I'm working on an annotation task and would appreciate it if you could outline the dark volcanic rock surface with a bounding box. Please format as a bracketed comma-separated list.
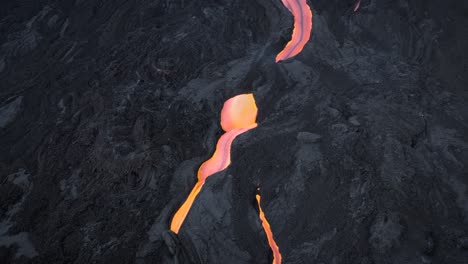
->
[1, 0, 467, 263]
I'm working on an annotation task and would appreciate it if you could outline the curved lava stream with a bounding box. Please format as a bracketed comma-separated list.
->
[276, 0, 313, 62]
[170, 94, 258, 234]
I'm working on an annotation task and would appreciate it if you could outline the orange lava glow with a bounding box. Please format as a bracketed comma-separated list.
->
[170, 94, 258, 234]
[276, 0, 313, 62]
[256, 194, 282, 264]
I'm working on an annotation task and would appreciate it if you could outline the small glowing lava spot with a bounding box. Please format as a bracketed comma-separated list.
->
[354, 0, 362, 12]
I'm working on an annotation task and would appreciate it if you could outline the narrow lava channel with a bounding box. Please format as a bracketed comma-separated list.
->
[257, 192, 282, 264]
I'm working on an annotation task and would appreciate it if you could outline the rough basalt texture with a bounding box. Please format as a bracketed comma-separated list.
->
[0, 0, 467, 263]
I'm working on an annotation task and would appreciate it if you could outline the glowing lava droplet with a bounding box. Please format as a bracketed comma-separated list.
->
[276, 0, 313, 62]
[170, 94, 258, 234]
[256, 193, 282, 264]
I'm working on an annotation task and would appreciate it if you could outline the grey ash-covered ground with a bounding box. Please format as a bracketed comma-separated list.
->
[0, 0, 467, 263]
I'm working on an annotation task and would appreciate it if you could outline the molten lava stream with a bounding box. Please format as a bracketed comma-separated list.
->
[256, 194, 282, 264]
[170, 94, 258, 234]
[276, 0, 313, 62]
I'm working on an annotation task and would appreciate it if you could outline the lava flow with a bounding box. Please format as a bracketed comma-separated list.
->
[170, 94, 258, 234]
[276, 0, 313, 62]
[256, 193, 282, 264]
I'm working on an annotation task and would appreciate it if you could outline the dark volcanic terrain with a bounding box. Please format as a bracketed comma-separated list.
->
[1, 0, 467, 263]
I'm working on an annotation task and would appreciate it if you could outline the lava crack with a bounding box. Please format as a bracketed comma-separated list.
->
[354, 0, 362, 12]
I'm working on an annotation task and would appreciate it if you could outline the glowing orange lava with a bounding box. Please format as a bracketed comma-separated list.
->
[276, 0, 313, 62]
[256, 194, 282, 264]
[170, 94, 258, 234]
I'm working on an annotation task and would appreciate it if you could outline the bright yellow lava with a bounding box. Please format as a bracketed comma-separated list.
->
[170, 94, 258, 234]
